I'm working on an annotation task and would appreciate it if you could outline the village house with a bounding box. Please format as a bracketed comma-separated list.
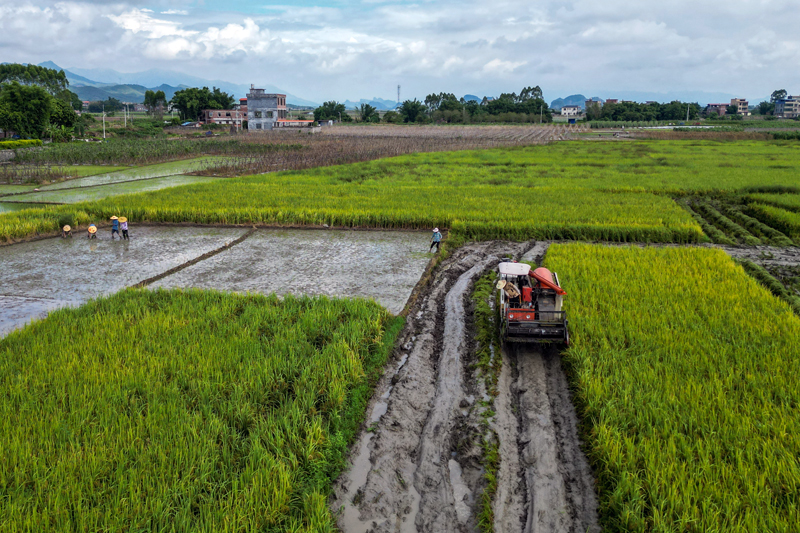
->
[247, 85, 287, 131]
[560, 105, 582, 117]
[201, 109, 246, 127]
[775, 95, 800, 119]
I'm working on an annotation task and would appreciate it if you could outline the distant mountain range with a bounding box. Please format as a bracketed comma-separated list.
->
[550, 95, 603, 110]
[343, 97, 400, 111]
[35, 61, 318, 106]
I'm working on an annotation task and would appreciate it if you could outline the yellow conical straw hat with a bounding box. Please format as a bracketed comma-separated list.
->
[88, 226, 97, 234]
[110, 216, 118, 220]
[63, 225, 71, 232]
[118, 217, 127, 223]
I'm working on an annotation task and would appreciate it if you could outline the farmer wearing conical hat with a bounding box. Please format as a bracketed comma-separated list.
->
[110, 216, 120, 240]
[119, 217, 129, 240]
[429, 227, 442, 253]
[87, 224, 98, 239]
[61, 225, 72, 238]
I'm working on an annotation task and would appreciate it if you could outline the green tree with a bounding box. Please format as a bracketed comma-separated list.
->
[169, 87, 236, 121]
[0, 82, 53, 138]
[358, 103, 379, 123]
[382, 110, 401, 123]
[756, 101, 774, 116]
[726, 104, 738, 116]
[144, 90, 167, 119]
[586, 100, 603, 120]
[399, 99, 426, 123]
[771, 89, 787, 103]
[51, 99, 77, 129]
[0, 63, 69, 95]
[313, 101, 350, 122]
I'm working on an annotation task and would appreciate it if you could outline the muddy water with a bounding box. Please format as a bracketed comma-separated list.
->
[38, 158, 225, 191]
[14, 176, 220, 204]
[152, 229, 431, 315]
[0, 227, 246, 336]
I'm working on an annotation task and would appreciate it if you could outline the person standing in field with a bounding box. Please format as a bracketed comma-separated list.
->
[120, 217, 129, 240]
[110, 216, 120, 240]
[430, 227, 442, 253]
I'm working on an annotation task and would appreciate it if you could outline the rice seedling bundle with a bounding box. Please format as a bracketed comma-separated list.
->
[0, 289, 401, 531]
[545, 244, 800, 532]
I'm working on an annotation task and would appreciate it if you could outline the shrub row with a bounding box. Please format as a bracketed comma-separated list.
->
[0, 139, 43, 150]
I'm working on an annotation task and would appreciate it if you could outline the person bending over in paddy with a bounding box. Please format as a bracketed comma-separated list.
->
[110, 216, 120, 240]
[430, 227, 442, 253]
[87, 224, 97, 239]
[120, 217, 129, 240]
[61, 225, 72, 238]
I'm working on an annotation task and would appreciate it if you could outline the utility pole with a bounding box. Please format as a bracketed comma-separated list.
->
[124, 104, 127, 128]
[397, 84, 401, 106]
[686, 103, 690, 122]
[102, 104, 106, 140]
[338, 111, 342, 123]
[540, 105, 543, 124]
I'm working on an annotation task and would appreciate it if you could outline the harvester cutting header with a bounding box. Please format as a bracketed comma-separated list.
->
[497, 262, 568, 344]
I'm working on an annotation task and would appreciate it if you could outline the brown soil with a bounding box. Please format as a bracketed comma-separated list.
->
[331, 241, 601, 533]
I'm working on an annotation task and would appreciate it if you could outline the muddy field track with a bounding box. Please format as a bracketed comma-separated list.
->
[332, 241, 601, 533]
[332, 239, 800, 533]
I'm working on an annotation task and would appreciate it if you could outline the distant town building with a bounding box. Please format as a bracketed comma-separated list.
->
[775, 96, 800, 119]
[246, 85, 287, 131]
[705, 103, 729, 117]
[82, 101, 90, 110]
[605, 99, 619, 105]
[201, 109, 246, 126]
[561, 105, 582, 116]
[730, 98, 749, 116]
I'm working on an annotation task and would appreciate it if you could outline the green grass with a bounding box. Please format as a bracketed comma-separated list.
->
[0, 289, 403, 532]
[546, 244, 800, 532]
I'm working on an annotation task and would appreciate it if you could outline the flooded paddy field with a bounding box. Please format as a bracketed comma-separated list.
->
[0, 226, 245, 335]
[38, 158, 225, 191]
[6, 176, 221, 204]
[152, 229, 431, 314]
[1, 227, 431, 336]
[0, 185, 38, 196]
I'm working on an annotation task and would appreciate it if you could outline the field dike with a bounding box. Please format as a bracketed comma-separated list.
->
[331, 241, 600, 533]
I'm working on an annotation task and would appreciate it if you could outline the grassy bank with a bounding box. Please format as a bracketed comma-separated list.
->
[546, 244, 800, 532]
[0, 289, 403, 531]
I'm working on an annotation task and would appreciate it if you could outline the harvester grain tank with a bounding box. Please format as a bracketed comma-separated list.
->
[497, 262, 568, 344]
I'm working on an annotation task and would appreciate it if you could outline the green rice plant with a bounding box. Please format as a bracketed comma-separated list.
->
[746, 192, 800, 211]
[693, 200, 761, 245]
[737, 259, 800, 313]
[546, 244, 800, 532]
[716, 203, 794, 246]
[0, 289, 402, 531]
[745, 203, 800, 240]
[676, 198, 733, 245]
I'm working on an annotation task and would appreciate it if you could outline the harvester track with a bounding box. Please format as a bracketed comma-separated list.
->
[332, 241, 600, 532]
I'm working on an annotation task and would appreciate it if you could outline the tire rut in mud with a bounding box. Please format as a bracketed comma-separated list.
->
[331, 241, 528, 533]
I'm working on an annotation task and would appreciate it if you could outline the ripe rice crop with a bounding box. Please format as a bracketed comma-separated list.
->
[745, 203, 800, 240]
[0, 289, 402, 531]
[747, 192, 800, 212]
[546, 244, 800, 532]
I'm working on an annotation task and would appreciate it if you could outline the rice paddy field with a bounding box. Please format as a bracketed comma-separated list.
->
[0, 289, 402, 532]
[2, 134, 800, 531]
[546, 244, 800, 532]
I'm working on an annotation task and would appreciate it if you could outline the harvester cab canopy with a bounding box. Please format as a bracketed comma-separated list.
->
[498, 262, 531, 277]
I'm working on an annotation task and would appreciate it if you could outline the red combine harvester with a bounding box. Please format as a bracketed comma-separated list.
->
[496, 262, 568, 344]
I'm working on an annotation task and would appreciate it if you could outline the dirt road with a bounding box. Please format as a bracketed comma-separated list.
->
[332, 242, 600, 532]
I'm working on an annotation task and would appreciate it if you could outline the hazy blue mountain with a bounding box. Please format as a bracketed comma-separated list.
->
[461, 94, 481, 102]
[344, 98, 400, 110]
[550, 94, 590, 110]
[36, 61, 318, 106]
[71, 84, 189, 103]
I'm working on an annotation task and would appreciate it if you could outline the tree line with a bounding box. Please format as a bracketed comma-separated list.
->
[314, 86, 553, 124]
[0, 64, 83, 140]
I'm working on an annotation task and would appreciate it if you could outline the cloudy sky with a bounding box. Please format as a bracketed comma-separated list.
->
[1, 0, 799, 103]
